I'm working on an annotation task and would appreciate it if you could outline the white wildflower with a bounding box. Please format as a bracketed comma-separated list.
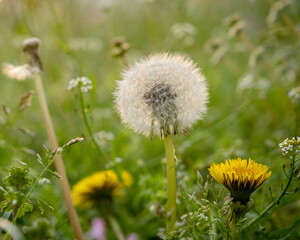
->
[2, 64, 40, 81]
[68, 76, 93, 93]
[279, 137, 300, 157]
[288, 87, 300, 104]
[115, 53, 209, 137]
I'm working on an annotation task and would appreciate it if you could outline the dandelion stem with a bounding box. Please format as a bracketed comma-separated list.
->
[164, 133, 176, 232]
[77, 84, 108, 162]
[108, 215, 125, 240]
[242, 156, 295, 230]
[33, 74, 84, 240]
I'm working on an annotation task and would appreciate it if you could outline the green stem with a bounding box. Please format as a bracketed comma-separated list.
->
[164, 134, 176, 232]
[14, 157, 55, 222]
[2, 155, 57, 240]
[77, 84, 108, 162]
[242, 157, 295, 230]
[108, 215, 125, 240]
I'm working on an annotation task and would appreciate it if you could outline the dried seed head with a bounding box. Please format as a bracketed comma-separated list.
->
[22, 37, 43, 71]
[22, 37, 41, 53]
[115, 53, 209, 137]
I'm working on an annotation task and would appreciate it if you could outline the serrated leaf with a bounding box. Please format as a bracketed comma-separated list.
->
[17, 203, 33, 219]
[3, 166, 33, 190]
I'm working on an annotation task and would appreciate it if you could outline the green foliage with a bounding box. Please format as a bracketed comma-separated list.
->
[0, 191, 33, 220]
[0, 0, 300, 239]
[3, 166, 33, 190]
[23, 219, 56, 240]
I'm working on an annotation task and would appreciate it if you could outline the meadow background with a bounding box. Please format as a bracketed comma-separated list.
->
[0, 0, 299, 239]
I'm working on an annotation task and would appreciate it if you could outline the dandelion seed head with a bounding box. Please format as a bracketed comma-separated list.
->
[115, 53, 209, 137]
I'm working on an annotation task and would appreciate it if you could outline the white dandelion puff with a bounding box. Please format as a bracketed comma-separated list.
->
[114, 53, 209, 137]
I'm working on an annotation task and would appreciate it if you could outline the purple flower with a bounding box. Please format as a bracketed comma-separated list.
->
[90, 218, 106, 240]
[126, 233, 140, 240]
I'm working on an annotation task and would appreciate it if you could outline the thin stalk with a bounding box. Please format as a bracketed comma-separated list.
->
[14, 155, 55, 221]
[108, 215, 125, 240]
[77, 84, 108, 162]
[242, 156, 295, 230]
[164, 134, 176, 232]
[33, 74, 84, 240]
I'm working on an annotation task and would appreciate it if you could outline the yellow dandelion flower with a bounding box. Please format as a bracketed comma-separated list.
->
[71, 170, 132, 208]
[209, 158, 271, 204]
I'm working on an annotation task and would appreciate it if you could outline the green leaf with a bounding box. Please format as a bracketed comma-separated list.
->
[268, 218, 300, 239]
[17, 202, 33, 219]
[0, 191, 24, 213]
[3, 166, 33, 190]
[23, 219, 56, 240]
[35, 198, 54, 215]
[36, 199, 44, 215]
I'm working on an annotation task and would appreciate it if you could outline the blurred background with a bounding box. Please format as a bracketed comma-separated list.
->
[0, 0, 299, 239]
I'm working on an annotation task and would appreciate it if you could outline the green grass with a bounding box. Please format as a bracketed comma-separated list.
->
[0, 0, 299, 239]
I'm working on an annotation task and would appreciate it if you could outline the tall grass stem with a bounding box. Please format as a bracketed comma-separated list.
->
[108, 215, 125, 240]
